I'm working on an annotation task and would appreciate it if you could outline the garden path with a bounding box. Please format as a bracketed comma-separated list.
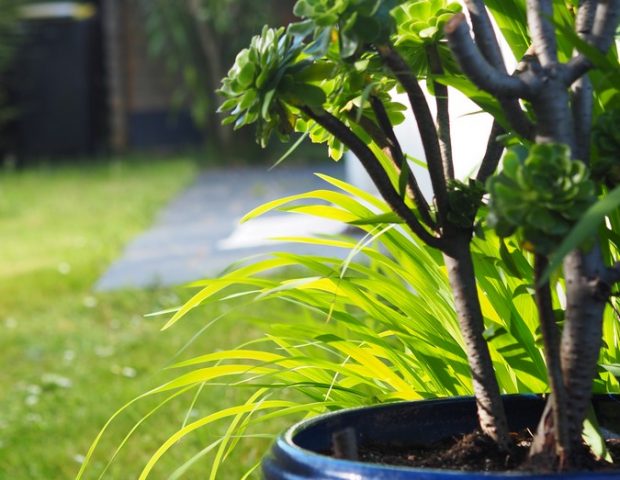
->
[95, 163, 347, 290]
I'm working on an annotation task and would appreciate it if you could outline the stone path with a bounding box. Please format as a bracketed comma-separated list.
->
[95, 163, 347, 291]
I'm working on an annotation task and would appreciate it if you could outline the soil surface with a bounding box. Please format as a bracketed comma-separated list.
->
[356, 431, 620, 473]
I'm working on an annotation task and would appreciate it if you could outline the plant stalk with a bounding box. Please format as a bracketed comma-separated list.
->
[530, 255, 571, 464]
[443, 236, 511, 450]
[561, 249, 609, 447]
[426, 44, 454, 181]
[376, 43, 449, 228]
[301, 106, 443, 250]
[368, 95, 436, 230]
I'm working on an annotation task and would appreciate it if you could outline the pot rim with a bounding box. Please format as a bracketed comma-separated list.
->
[274, 394, 620, 478]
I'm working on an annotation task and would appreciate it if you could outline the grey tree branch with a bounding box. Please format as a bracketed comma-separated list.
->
[346, 107, 391, 149]
[464, 2, 537, 140]
[526, 0, 558, 67]
[368, 96, 437, 230]
[375, 43, 449, 228]
[497, 99, 535, 141]
[427, 44, 454, 181]
[444, 13, 535, 140]
[463, 0, 507, 69]
[301, 106, 444, 250]
[531, 255, 572, 462]
[476, 121, 506, 183]
[575, 0, 598, 39]
[564, 0, 620, 85]
[561, 249, 609, 447]
[443, 240, 512, 450]
[571, 75, 593, 163]
[445, 14, 531, 98]
[570, 0, 595, 164]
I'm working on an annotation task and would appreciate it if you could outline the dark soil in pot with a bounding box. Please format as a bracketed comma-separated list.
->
[263, 395, 620, 479]
[358, 429, 620, 472]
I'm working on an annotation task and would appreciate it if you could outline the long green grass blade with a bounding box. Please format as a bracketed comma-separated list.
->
[138, 401, 297, 480]
[543, 186, 620, 283]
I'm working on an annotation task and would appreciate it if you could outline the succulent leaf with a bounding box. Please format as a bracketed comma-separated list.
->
[219, 26, 328, 147]
[391, 0, 462, 75]
[293, 0, 404, 58]
[487, 144, 596, 255]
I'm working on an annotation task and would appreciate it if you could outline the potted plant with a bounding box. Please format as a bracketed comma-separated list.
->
[214, 0, 620, 476]
[77, 0, 620, 478]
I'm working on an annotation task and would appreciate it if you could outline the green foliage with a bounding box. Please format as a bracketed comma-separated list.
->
[482, 0, 529, 59]
[393, 0, 461, 44]
[543, 185, 620, 283]
[592, 109, 620, 187]
[391, 0, 461, 74]
[84, 176, 601, 477]
[446, 179, 485, 229]
[219, 27, 322, 147]
[0, 0, 22, 71]
[139, 0, 211, 129]
[0, 157, 236, 479]
[81, 0, 620, 475]
[77, 167, 620, 478]
[487, 144, 596, 255]
[293, 0, 403, 57]
[218, 20, 407, 158]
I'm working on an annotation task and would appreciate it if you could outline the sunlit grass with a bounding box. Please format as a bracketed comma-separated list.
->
[0, 157, 277, 478]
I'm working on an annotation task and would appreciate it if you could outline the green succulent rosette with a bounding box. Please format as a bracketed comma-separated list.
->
[392, 0, 461, 45]
[293, 0, 404, 58]
[487, 144, 596, 255]
[391, 0, 462, 74]
[592, 109, 620, 188]
[218, 26, 329, 147]
[218, 23, 408, 159]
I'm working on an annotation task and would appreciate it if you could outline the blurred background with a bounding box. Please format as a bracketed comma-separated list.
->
[0, 1, 333, 478]
[0, 1, 496, 477]
[0, 0, 303, 160]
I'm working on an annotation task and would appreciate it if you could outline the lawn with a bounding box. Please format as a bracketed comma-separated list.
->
[0, 157, 275, 479]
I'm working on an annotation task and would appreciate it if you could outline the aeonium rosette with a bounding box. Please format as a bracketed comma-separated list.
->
[486, 144, 596, 255]
[391, 0, 462, 74]
[293, 0, 404, 58]
[218, 26, 330, 147]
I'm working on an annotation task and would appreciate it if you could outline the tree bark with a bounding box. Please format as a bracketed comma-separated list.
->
[376, 44, 449, 227]
[529, 79, 574, 148]
[443, 236, 511, 450]
[561, 249, 609, 448]
[529, 255, 571, 464]
[527, 53, 609, 465]
[426, 44, 454, 181]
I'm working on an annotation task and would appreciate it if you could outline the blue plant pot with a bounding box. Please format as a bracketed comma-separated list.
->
[263, 395, 620, 479]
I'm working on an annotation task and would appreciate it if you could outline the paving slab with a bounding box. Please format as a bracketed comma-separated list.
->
[95, 163, 349, 291]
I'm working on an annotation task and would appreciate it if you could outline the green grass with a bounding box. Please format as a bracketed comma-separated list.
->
[0, 157, 274, 479]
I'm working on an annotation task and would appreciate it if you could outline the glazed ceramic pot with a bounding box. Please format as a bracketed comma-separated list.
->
[263, 395, 620, 479]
